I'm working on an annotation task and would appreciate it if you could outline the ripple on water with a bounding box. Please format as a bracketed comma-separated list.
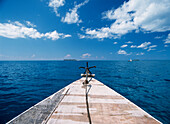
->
[164, 79, 170, 82]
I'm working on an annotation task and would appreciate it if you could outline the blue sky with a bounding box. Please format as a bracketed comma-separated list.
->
[0, 0, 170, 60]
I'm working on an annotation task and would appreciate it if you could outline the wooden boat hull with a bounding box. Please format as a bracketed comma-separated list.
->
[7, 78, 161, 124]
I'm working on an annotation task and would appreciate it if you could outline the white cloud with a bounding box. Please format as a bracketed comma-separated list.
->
[155, 36, 163, 39]
[136, 52, 144, 55]
[78, 33, 86, 39]
[164, 45, 168, 47]
[61, 0, 89, 24]
[0, 21, 43, 39]
[64, 54, 71, 58]
[85, 28, 111, 39]
[130, 45, 137, 48]
[63, 34, 72, 38]
[164, 33, 170, 43]
[26, 21, 36, 27]
[103, 0, 170, 32]
[13, 21, 23, 26]
[83, 0, 170, 39]
[137, 42, 151, 49]
[45, 30, 63, 40]
[126, 41, 133, 44]
[117, 49, 127, 55]
[84, 22, 135, 39]
[121, 44, 128, 48]
[113, 42, 117, 44]
[81, 53, 91, 58]
[134, 42, 157, 51]
[48, 0, 65, 16]
[0, 21, 71, 40]
[147, 45, 157, 51]
[117, 49, 132, 55]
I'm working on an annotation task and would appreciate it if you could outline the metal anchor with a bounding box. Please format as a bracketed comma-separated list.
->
[79, 62, 96, 85]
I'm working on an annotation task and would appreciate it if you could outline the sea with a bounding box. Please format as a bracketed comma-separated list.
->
[0, 60, 169, 124]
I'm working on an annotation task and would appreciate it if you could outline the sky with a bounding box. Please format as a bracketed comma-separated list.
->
[0, 0, 170, 60]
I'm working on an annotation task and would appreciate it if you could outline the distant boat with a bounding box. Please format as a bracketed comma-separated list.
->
[128, 59, 139, 62]
[128, 59, 132, 62]
[64, 59, 77, 61]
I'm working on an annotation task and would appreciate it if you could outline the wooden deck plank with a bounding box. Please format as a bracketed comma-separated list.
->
[47, 79, 89, 124]
[47, 78, 161, 124]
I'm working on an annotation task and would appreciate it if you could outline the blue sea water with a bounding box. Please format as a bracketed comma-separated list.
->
[0, 60, 169, 124]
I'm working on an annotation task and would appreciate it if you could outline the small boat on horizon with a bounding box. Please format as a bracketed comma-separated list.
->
[128, 59, 140, 62]
[128, 59, 132, 62]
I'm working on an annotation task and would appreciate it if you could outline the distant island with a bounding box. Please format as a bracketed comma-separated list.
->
[64, 59, 77, 61]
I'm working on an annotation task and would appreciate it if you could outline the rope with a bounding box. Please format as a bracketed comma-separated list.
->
[85, 84, 92, 124]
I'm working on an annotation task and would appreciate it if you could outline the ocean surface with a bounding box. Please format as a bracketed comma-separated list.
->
[0, 60, 169, 124]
